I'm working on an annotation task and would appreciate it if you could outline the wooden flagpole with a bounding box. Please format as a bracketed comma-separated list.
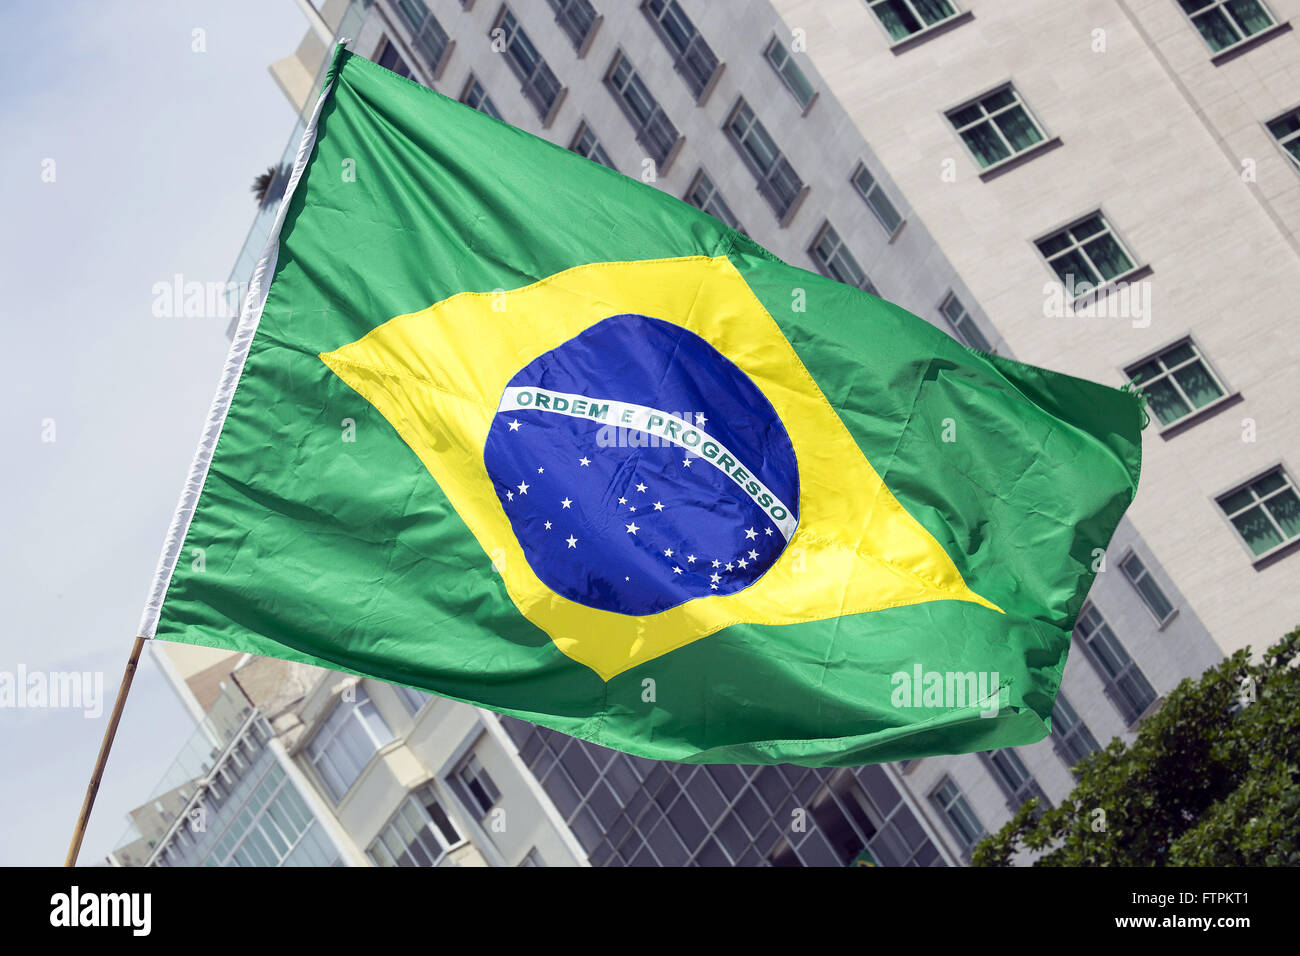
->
[64, 636, 146, 867]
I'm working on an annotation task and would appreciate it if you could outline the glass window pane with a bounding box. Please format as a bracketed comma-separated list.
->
[1252, 471, 1287, 495]
[1264, 489, 1300, 538]
[1170, 361, 1223, 409]
[1226, 0, 1273, 36]
[1231, 505, 1283, 555]
[959, 123, 1011, 167]
[1081, 234, 1134, 280]
[993, 106, 1043, 152]
[1219, 488, 1255, 514]
[1192, 8, 1242, 51]
[1144, 378, 1193, 426]
[1048, 249, 1100, 289]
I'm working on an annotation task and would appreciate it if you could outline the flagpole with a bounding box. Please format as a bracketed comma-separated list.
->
[64, 636, 146, 867]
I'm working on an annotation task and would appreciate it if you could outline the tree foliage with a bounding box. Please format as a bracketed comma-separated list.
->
[971, 627, 1300, 866]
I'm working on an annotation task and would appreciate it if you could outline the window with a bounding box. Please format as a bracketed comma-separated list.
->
[1036, 213, 1137, 295]
[453, 752, 502, 816]
[684, 169, 743, 232]
[1126, 339, 1228, 428]
[546, 0, 599, 52]
[395, 0, 452, 71]
[983, 750, 1050, 811]
[461, 76, 502, 120]
[930, 777, 984, 855]
[375, 38, 412, 79]
[939, 292, 992, 352]
[641, 0, 720, 99]
[1178, 0, 1276, 53]
[493, 8, 564, 119]
[368, 784, 462, 866]
[1119, 552, 1176, 624]
[390, 682, 429, 715]
[570, 121, 616, 170]
[604, 52, 680, 167]
[947, 86, 1046, 170]
[304, 686, 395, 801]
[1266, 107, 1300, 172]
[810, 223, 877, 294]
[1050, 694, 1100, 773]
[851, 163, 903, 236]
[765, 36, 816, 110]
[726, 100, 806, 220]
[1074, 606, 1158, 725]
[868, 0, 961, 42]
[1217, 467, 1300, 559]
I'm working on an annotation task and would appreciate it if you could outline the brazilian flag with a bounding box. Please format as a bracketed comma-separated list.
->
[141, 47, 1142, 766]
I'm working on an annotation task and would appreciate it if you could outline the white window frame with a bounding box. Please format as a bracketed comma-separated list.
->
[938, 291, 993, 352]
[1177, 0, 1278, 55]
[764, 35, 817, 111]
[1117, 550, 1177, 626]
[460, 74, 503, 120]
[851, 162, 904, 238]
[1124, 337, 1231, 431]
[866, 0, 964, 45]
[1265, 104, 1300, 174]
[684, 168, 743, 232]
[367, 783, 466, 866]
[303, 685, 395, 802]
[809, 222, 877, 294]
[1215, 465, 1300, 563]
[569, 120, 616, 170]
[1034, 210, 1142, 300]
[929, 776, 984, 856]
[945, 84, 1048, 172]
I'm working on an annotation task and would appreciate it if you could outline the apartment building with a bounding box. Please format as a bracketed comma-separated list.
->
[121, 0, 1297, 866]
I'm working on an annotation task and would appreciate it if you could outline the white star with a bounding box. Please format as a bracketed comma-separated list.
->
[629, 506, 637, 512]
[517, 481, 529, 494]
[506, 491, 514, 501]
[765, 527, 773, 536]
[578, 457, 591, 467]
[626, 522, 639, 535]
[748, 550, 758, 560]
[725, 562, 734, 571]
[566, 535, 578, 548]
[687, 555, 696, 564]
[672, 566, 682, 575]
[682, 458, 692, 467]
[618, 497, 627, 505]
[663, 548, 674, 557]
[710, 573, 721, 583]
[653, 501, 664, 511]
[712, 559, 721, 568]
[560, 497, 572, 509]
[695, 412, 707, 426]
[738, 558, 749, 569]
[544, 521, 552, 530]
[537, 467, 544, 474]
[710, 583, 718, 590]
[635, 482, 647, 493]
[625, 576, 630, 581]
[508, 419, 521, 431]
[745, 527, 757, 540]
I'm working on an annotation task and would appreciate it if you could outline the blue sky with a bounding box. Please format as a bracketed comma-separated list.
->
[0, 0, 310, 865]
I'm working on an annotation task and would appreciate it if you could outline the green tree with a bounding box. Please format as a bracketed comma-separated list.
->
[971, 627, 1300, 866]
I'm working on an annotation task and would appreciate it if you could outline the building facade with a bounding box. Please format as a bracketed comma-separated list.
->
[117, 0, 1298, 866]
